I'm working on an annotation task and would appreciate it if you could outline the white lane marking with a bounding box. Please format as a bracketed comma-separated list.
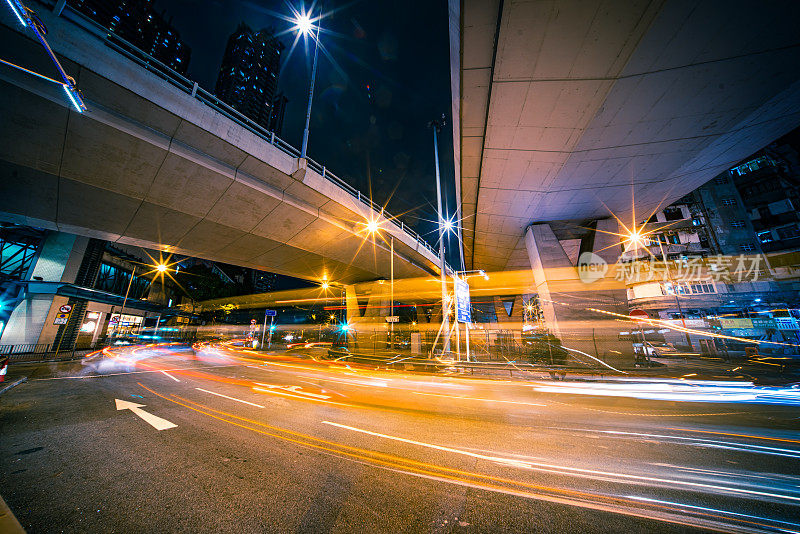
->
[33, 364, 243, 380]
[252, 386, 332, 401]
[253, 383, 331, 399]
[160, 370, 180, 382]
[412, 391, 546, 406]
[322, 420, 527, 466]
[115, 399, 177, 431]
[195, 388, 264, 408]
[321, 421, 800, 504]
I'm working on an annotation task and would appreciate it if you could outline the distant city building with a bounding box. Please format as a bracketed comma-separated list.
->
[69, 0, 191, 74]
[621, 133, 800, 350]
[214, 23, 287, 135]
[730, 151, 800, 254]
[250, 271, 278, 294]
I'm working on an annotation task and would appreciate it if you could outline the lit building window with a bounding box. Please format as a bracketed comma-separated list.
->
[730, 155, 775, 177]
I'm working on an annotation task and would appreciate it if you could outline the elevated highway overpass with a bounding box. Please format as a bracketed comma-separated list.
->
[0, 2, 442, 285]
[451, 0, 800, 272]
[447, 0, 800, 361]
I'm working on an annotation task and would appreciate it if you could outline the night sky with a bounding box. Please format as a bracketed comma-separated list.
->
[153, 0, 459, 264]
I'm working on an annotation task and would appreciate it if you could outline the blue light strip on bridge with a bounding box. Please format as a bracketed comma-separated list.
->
[62, 83, 84, 113]
[5, 0, 26, 26]
[3, 0, 86, 112]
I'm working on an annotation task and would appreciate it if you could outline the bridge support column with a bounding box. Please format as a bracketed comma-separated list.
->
[492, 295, 525, 331]
[525, 221, 633, 369]
[344, 285, 361, 324]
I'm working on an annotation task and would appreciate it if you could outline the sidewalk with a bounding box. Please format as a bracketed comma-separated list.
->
[1, 357, 94, 385]
[0, 494, 24, 533]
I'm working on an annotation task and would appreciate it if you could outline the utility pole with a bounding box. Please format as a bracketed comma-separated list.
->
[657, 239, 692, 349]
[428, 115, 450, 355]
[390, 236, 394, 349]
[114, 265, 136, 339]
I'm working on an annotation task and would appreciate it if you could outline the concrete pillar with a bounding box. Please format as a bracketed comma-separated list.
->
[492, 295, 524, 329]
[362, 282, 390, 319]
[525, 222, 633, 368]
[344, 285, 361, 323]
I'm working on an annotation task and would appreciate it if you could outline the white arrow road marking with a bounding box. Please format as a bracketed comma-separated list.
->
[115, 399, 177, 430]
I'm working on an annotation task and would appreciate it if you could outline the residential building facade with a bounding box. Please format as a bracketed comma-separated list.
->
[214, 23, 287, 135]
[69, 0, 191, 74]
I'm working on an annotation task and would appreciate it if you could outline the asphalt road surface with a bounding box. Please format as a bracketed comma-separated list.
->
[2, 342, 800, 533]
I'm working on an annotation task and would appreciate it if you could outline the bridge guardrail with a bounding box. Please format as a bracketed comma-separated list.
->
[50, 3, 448, 271]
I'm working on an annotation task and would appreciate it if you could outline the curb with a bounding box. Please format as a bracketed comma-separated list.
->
[0, 377, 27, 396]
[0, 494, 25, 533]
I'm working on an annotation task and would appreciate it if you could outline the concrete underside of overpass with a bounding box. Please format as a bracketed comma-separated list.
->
[452, 0, 800, 273]
[0, 6, 440, 285]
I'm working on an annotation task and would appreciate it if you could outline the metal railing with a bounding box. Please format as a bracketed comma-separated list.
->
[0, 341, 101, 362]
[0, 343, 53, 355]
[48, 3, 448, 271]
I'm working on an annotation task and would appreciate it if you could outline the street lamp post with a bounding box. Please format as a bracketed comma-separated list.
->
[113, 265, 136, 340]
[428, 116, 450, 355]
[298, 12, 321, 160]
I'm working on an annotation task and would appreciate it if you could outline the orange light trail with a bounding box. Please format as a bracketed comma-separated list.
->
[588, 307, 800, 348]
[137, 381, 795, 533]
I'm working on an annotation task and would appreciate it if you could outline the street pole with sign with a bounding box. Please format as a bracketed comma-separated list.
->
[261, 313, 268, 349]
[454, 275, 472, 362]
[52, 304, 72, 356]
[262, 309, 277, 348]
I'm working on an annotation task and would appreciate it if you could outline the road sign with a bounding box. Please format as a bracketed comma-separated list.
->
[454, 276, 471, 323]
[59, 304, 73, 313]
[54, 312, 70, 325]
[385, 316, 399, 323]
[265, 309, 277, 317]
[250, 319, 257, 325]
[629, 309, 649, 320]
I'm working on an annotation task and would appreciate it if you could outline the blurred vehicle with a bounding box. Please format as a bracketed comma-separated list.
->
[743, 355, 800, 385]
[0, 354, 8, 383]
[110, 337, 137, 346]
[326, 346, 350, 360]
[643, 342, 679, 357]
[521, 331, 569, 364]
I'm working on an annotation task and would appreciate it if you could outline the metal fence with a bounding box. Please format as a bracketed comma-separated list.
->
[0, 341, 101, 362]
[50, 3, 448, 271]
[0, 343, 54, 356]
[1, 332, 199, 362]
